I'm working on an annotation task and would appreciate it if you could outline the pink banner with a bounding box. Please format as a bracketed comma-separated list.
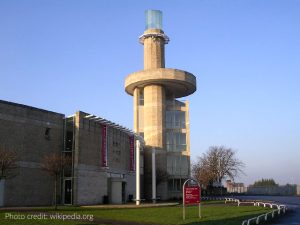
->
[101, 125, 108, 167]
[129, 136, 135, 171]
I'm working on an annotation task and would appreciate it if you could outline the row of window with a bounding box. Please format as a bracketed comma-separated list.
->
[138, 89, 186, 128]
[137, 89, 187, 152]
[138, 89, 185, 107]
[166, 111, 186, 129]
[138, 132, 186, 152]
[168, 179, 184, 192]
[67, 131, 186, 153]
[166, 132, 186, 152]
[139, 132, 186, 152]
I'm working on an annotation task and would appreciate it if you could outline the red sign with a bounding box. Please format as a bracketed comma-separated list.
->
[184, 186, 200, 205]
[129, 136, 135, 171]
[101, 124, 108, 167]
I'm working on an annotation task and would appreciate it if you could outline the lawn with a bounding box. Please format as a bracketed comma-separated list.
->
[0, 202, 271, 225]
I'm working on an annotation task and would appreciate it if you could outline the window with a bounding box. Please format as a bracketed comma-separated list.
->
[166, 132, 186, 152]
[139, 89, 144, 106]
[168, 179, 183, 192]
[45, 128, 51, 140]
[65, 131, 73, 151]
[166, 111, 185, 129]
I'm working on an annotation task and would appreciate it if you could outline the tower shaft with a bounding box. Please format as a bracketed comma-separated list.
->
[125, 10, 197, 201]
[142, 28, 166, 149]
[143, 29, 165, 70]
[143, 84, 165, 149]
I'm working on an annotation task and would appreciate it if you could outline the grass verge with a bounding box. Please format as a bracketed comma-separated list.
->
[0, 202, 271, 225]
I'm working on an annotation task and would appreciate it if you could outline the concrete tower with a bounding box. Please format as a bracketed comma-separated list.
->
[125, 10, 196, 200]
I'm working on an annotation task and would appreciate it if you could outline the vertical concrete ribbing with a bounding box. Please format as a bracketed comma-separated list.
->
[143, 84, 165, 149]
[143, 29, 165, 70]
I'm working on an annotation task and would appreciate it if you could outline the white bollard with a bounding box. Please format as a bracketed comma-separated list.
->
[135, 140, 141, 205]
[152, 148, 156, 203]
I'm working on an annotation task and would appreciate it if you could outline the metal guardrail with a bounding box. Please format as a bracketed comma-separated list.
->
[202, 196, 225, 201]
[224, 198, 287, 225]
[225, 197, 240, 204]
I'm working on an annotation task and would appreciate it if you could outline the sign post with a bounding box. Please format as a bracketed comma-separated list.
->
[182, 179, 201, 220]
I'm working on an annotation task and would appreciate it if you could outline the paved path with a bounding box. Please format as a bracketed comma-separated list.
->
[238, 196, 300, 224]
[81, 202, 179, 209]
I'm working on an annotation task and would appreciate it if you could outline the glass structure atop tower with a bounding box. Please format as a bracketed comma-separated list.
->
[145, 10, 162, 30]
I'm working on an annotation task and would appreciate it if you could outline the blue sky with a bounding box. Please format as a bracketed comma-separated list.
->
[0, 0, 299, 185]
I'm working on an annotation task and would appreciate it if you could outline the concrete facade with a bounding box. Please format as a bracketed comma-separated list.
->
[70, 111, 142, 205]
[125, 10, 196, 200]
[0, 100, 143, 206]
[0, 100, 64, 206]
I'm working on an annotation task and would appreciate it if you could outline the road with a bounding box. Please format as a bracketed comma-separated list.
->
[237, 196, 300, 224]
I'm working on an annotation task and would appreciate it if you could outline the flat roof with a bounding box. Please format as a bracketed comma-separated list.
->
[0, 99, 64, 117]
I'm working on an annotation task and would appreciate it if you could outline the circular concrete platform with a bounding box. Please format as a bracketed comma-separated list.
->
[125, 68, 197, 98]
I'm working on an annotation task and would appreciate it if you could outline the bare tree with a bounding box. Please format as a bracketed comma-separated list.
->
[0, 147, 18, 180]
[192, 160, 214, 188]
[192, 146, 245, 189]
[41, 153, 71, 210]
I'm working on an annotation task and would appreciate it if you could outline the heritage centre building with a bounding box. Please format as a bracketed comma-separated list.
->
[0, 10, 196, 206]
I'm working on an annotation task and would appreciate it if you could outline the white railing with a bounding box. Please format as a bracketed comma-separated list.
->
[241, 207, 285, 225]
[224, 198, 287, 225]
[203, 197, 287, 224]
[202, 196, 225, 201]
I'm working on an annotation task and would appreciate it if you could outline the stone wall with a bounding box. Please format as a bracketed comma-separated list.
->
[73, 111, 137, 205]
[74, 165, 107, 205]
[0, 100, 64, 206]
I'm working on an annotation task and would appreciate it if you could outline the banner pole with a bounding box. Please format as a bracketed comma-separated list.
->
[183, 203, 185, 220]
[199, 203, 201, 219]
